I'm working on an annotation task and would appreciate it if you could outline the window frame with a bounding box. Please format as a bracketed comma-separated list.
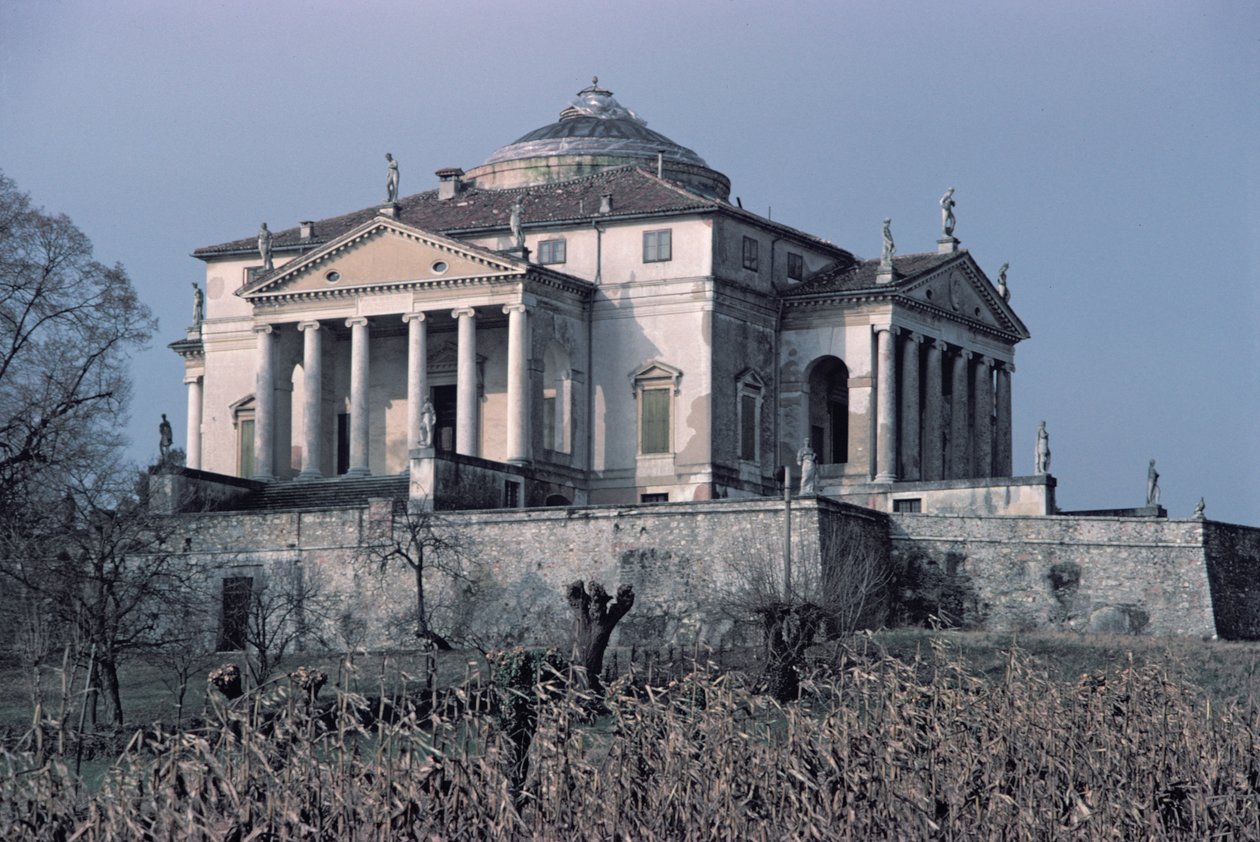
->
[735, 368, 765, 464]
[538, 238, 567, 265]
[629, 360, 683, 457]
[787, 251, 804, 281]
[742, 235, 759, 271]
[642, 229, 673, 263]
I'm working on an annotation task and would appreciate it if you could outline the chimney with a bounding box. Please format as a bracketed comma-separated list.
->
[436, 167, 465, 200]
[299, 220, 315, 239]
[599, 192, 612, 214]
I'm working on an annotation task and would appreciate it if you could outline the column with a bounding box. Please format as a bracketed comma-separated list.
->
[503, 302, 530, 464]
[974, 356, 994, 478]
[297, 321, 323, 479]
[452, 306, 478, 456]
[252, 324, 276, 481]
[403, 312, 428, 449]
[346, 317, 370, 476]
[184, 375, 203, 471]
[949, 348, 971, 479]
[874, 326, 898, 482]
[922, 339, 944, 481]
[995, 362, 1013, 476]
[899, 332, 922, 480]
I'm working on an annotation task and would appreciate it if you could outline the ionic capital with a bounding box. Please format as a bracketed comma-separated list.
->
[297, 320, 321, 332]
[996, 360, 1015, 373]
[502, 303, 528, 316]
[402, 312, 427, 324]
[451, 306, 476, 320]
[252, 323, 275, 336]
[345, 317, 368, 329]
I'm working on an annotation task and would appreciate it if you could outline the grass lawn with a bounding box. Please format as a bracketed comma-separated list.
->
[3, 629, 1260, 735]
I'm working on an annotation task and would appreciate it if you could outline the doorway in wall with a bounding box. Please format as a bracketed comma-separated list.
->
[432, 385, 457, 452]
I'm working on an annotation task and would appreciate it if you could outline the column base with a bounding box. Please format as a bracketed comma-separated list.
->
[296, 470, 324, 481]
[873, 472, 898, 483]
[343, 467, 371, 478]
[251, 472, 276, 483]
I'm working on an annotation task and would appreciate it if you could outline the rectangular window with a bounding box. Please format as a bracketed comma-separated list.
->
[504, 480, 521, 508]
[893, 498, 923, 513]
[538, 238, 566, 265]
[742, 236, 759, 271]
[218, 576, 253, 651]
[640, 388, 671, 453]
[787, 252, 804, 281]
[740, 393, 758, 461]
[641, 493, 669, 503]
[237, 418, 255, 478]
[643, 229, 672, 263]
[542, 396, 556, 451]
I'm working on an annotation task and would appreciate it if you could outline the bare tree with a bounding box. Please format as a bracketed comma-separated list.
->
[239, 560, 336, 688]
[0, 172, 155, 523]
[0, 460, 201, 726]
[361, 503, 467, 650]
[726, 507, 890, 702]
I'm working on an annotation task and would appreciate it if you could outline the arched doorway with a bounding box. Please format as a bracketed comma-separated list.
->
[806, 356, 849, 464]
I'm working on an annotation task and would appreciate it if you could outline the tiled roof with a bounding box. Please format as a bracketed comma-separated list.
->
[193, 167, 845, 259]
[787, 252, 960, 297]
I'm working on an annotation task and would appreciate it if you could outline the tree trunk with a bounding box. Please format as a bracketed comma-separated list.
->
[567, 581, 635, 696]
[98, 657, 124, 726]
[758, 601, 824, 703]
[413, 560, 452, 650]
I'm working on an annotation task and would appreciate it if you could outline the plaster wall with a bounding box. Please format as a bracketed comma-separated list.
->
[888, 513, 1217, 637]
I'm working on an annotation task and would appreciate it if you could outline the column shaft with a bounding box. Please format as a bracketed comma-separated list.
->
[252, 325, 276, 481]
[453, 307, 478, 456]
[504, 303, 529, 464]
[297, 321, 323, 479]
[949, 349, 971, 479]
[974, 357, 994, 477]
[899, 333, 922, 480]
[346, 317, 370, 476]
[922, 340, 944, 481]
[184, 376, 203, 471]
[404, 313, 427, 449]
[995, 363, 1013, 476]
[874, 327, 898, 482]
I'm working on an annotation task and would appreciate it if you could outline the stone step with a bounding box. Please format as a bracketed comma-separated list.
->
[231, 475, 409, 511]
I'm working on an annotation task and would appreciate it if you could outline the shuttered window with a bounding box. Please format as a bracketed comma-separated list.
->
[740, 394, 758, 461]
[640, 388, 670, 453]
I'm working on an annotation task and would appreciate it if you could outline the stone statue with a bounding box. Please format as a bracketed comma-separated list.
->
[385, 153, 399, 202]
[1147, 459, 1160, 506]
[159, 413, 173, 462]
[418, 399, 436, 448]
[1034, 421, 1050, 474]
[880, 218, 895, 268]
[940, 187, 956, 237]
[797, 437, 817, 495]
[509, 200, 524, 249]
[997, 262, 1010, 302]
[258, 222, 273, 271]
[191, 282, 204, 326]
[1193, 497, 1205, 519]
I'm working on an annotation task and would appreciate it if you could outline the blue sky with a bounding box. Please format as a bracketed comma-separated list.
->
[2, 1, 1256, 523]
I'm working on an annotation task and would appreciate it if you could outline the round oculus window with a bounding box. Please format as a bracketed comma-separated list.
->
[431, 261, 448, 274]
[325, 270, 341, 283]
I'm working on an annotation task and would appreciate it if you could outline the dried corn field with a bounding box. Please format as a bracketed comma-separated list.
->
[3, 641, 1260, 840]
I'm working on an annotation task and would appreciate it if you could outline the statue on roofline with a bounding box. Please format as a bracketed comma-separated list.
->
[940, 187, 956, 238]
[385, 153, 399, 203]
[1034, 421, 1050, 475]
[1193, 497, 1205, 519]
[509, 200, 524, 249]
[159, 413, 173, 463]
[1147, 459, 1161, 506]
[257, 222, 273, 271]
[997, 262, 1010, 302]
[191, 282, 204, 326]
[880, 218, 895, 269]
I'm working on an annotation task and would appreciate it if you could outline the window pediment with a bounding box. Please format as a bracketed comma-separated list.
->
[629, 359, 683, 396]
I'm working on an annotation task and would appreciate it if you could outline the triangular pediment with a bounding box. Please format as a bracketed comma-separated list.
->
[240, 217, 525, 300]
[900, 256, 1029, 339]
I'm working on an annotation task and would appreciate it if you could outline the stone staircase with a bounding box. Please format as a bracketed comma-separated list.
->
[228, 475, 409, 512]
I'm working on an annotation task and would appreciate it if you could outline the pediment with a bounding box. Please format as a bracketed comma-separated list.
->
[901, 258, 1029, 339]
[240, 217, 524, 300]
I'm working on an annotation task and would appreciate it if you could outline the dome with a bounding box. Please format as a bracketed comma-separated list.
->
[464, 78, 729, 198]
[481, 78, 709, 169]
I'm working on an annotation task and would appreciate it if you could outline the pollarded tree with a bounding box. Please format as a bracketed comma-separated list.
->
[0, 171, 155, 524]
